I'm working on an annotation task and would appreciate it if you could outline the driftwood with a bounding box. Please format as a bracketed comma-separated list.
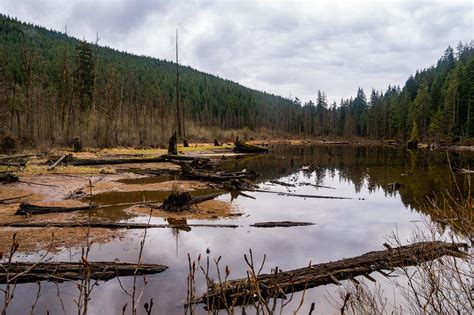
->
[0, 172, 19, 184]
[0, 261, 167, 284]
[180, 163, 257, 181]
[16, 202, 97, 215]
[48, 154, 69, 170]
[194, 241, 467, 309]
[0, 221, 239, 229]
[234, 138, 269, 154]
[250, 221, 314, 228]
[161, 191, 222, 212]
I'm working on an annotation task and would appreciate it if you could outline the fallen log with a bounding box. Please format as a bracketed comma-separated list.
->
[194, 241, 468, 309]
[233, 140, 269, 154]
[66, 156, 167, 166]
[0, 222, 239, 229]
[16, 202, 97, 215]
[180, 163, 257, 181]
[0, 261, 167, 284]
[250, 221, 314, 228]
[0, 194, 33, 204]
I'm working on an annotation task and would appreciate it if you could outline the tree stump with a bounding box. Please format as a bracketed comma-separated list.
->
[168, 131, 178, 155]
[72, 137, 82, 152]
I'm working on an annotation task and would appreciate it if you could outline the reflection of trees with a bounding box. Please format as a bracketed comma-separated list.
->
[223, 145, 474, 232]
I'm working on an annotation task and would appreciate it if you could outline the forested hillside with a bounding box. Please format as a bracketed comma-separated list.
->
[0, 14, 473, 149]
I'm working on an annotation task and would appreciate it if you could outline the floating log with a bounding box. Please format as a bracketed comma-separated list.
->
[248, 189, 352, 200]
[0, 261, 167, 284]
[250, 221, 314, 228]
[0, 222, 239, 229]
[16, 202, 97, 215]
[161, 191, 222, 212]
[194, 241, 467, 309]
[0, 172, 19, 184]
[269, 180, 295, 187]
[180, 163, 257, 181]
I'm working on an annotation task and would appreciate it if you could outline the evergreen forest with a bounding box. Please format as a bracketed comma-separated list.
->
[0, 14, 473, 149]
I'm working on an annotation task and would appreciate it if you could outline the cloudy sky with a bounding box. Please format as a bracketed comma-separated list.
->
[1, 0, 472, 103]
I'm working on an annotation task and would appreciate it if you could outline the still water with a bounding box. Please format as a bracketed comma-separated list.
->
[4, 144, 473, 314]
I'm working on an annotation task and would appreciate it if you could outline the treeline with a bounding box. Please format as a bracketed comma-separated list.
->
[0, 14, 473, 150]
[0, 14, 300, 149]
[298, 43, 474, 142]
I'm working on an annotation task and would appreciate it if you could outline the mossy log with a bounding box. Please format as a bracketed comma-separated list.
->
[194, 241, 467, 309]
[233, 142, 269, 154]
[0, 261, 167, 284]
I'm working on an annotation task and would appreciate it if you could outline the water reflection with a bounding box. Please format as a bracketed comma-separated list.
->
[3, 144, 473, 314]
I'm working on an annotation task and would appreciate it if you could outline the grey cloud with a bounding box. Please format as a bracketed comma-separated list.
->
[0, 0, 471, 103]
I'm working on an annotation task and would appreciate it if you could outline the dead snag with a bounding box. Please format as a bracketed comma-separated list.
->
[16, 202, 97, 215]
[0, 262, 168, 284]
[194, 241, 467, 309]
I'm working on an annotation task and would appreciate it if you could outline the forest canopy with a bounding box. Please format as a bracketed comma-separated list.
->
[0, 14, 473, 149]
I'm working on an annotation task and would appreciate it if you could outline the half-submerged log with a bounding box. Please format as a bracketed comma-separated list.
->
[180, 163, 257, 181]
[16, 202, 97, 215]
[194, 241, 467, 309]
[250, 221, 314, 228]
[161, 191, 222, 212]
[0, 261, 167, 284]
[234, 137, 268, 154]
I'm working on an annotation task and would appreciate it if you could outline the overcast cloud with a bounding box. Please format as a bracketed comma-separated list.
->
[1, 0, 472, 103]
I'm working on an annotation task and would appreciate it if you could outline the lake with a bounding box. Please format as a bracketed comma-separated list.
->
[3, 144, 472, 314]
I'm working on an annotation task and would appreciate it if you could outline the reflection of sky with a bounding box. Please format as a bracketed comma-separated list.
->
[3, 152, 462, 314]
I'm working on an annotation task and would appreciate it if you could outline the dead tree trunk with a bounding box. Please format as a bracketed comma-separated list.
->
[194, 241, 467, 309]
[0, 261, 167, 284]
[168, 131, 178, 155]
